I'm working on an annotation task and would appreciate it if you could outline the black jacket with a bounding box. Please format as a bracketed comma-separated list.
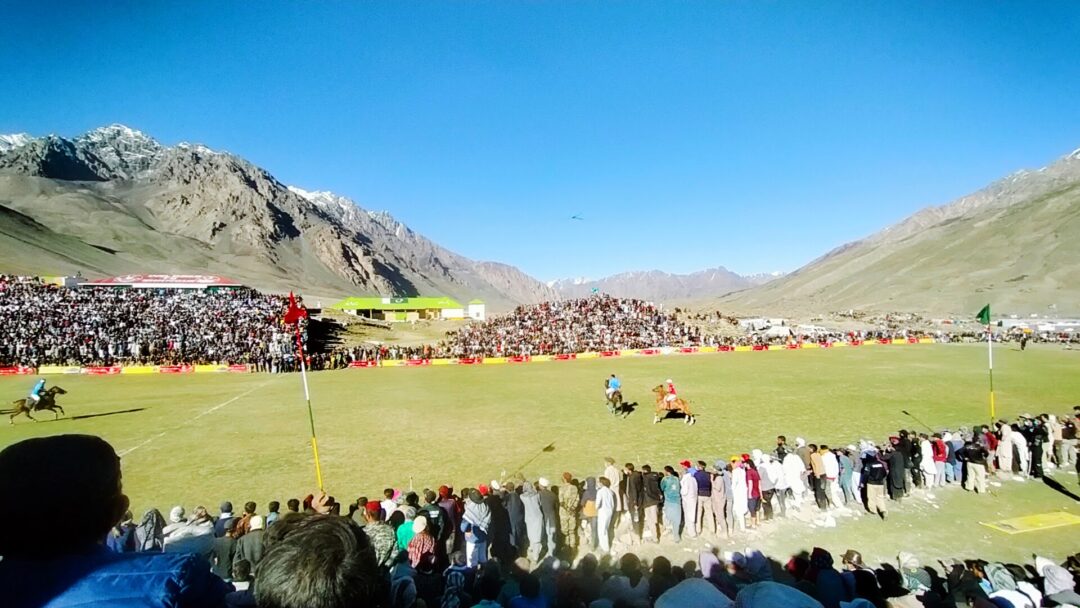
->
[641, 472, 662, 507]
[625, 471, 644, 510]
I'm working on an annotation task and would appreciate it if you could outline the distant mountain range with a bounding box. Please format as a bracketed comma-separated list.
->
[0, 125, 556, 309]
[549, 268, 783, 301]
[3, 125, 1077, 317]
[718, 147, 1080, 315]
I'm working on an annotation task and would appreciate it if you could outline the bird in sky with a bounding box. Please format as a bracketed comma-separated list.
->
[570, 214, 584, 221]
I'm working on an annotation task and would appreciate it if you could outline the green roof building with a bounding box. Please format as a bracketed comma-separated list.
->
[331, 296, 477, 322]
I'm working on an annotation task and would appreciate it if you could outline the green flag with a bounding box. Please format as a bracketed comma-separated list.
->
[976, 304, 990, 325]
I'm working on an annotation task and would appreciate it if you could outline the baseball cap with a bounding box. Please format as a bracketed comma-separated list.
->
[679, 460, 692, 468]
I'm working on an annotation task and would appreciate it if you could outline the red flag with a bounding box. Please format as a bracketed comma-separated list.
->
[283, 291, 308, 325]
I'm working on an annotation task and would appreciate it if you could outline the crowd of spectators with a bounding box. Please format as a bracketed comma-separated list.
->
[2, 406, 1076, 607]
[429, 296, 702, 358]
[0, 275, 300, 368]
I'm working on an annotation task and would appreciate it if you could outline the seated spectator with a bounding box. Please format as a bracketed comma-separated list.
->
[226, 559, 256, 608]
[254, 514, 380, 608]
[0, 434, 229, 608]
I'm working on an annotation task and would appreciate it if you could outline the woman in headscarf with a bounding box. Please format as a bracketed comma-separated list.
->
[162, 506, 187, 539]
[135, 508, 166, 552]
[407, 515, 436, 568]
[462, 489, 491, 567]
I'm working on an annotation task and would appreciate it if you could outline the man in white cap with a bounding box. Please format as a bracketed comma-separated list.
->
[537, 477, 559, 557]
[235, 515, 265, 567]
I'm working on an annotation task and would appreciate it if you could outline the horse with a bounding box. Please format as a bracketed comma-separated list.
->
[606, 389, 624, 414]
[609, 390, 630, 419]
[4, 386, 68, 424]
[651, 384, 696, 425]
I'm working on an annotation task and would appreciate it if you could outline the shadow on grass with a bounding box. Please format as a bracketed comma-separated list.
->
[1042, 475, 1080, 502]
[24, 408, 149, 424]
[611, 401, 639, 418]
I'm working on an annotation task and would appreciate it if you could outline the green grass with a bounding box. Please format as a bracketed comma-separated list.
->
[2, 344, 1079, 565]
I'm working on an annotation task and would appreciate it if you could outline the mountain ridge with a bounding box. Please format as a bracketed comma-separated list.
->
[550, 267, 783, 301]
[0, 125, 555, 309]
[715, 146, 1080, 316]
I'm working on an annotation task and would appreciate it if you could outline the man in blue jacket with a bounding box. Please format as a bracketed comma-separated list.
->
[0, 434, 229, 607]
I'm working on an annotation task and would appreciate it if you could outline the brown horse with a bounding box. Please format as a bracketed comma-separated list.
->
[651, 384, 695, 425]
[4, 386, 68, 424]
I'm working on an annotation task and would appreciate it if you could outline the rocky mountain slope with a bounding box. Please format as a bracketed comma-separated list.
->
[717, 147, 1080, 316]
[550, 267, 779, 301]
[0, 125, 555, 309]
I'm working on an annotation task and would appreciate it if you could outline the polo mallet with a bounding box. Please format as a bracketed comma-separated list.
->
[510, 442, 556, 479]
[901, 410, 935, 433]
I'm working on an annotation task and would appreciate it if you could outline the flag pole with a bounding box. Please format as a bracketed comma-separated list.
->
[987, 324, 995, 422]
[295, 324, 325, 491]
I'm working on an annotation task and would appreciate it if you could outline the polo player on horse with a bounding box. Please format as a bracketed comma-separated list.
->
[604, 374, 624, 414]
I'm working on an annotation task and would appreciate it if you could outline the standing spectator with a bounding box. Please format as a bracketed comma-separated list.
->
[265, 501, 281, 527]
[861, 447, 889, 520]
[215, 501, 235, 538]
[624, 463, 645, 544]
[731, 458, 749, 532]
[235, 515, 265, 567]
[678, 460, 698, 539]
[640, 465, 663, 544]
[557, 473, 580, 553]
[919, 434, 938, 489]
[693, 460, 714, 535]
[462, 490, 490, 568]
[838, 448, 856, 506]
[958, 439, 989, 494]
[406, 516, 436, 568]
[595, 477, 617, 554]
[580, 478, 599, 551]
[710, 461, 733, 536]
[931, 433, 948, 487]
[212, 519, 239, 580]
[810, 445, 828, 510]
[537, 478, 559, 557]
[745, 459, 762, 528]
[503, 482, 526, 556]
[520, 480, 544, 562]
[660, 467, 682, 543]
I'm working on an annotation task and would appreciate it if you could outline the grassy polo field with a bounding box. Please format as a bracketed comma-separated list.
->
[2, 343, 1079, 565]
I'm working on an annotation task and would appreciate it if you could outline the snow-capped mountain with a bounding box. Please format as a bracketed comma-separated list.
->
[550, 267, 770, 301]
[0, 125, 556, 308]
[75, 124, 165, 179]
[0, 133, 32, 152]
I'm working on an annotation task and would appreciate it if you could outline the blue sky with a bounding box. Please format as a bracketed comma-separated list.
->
[2, 2, 1079, 280]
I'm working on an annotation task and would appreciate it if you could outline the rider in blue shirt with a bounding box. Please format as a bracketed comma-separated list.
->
[28, 378, 46, 405]
[605, 374, 621, 399]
